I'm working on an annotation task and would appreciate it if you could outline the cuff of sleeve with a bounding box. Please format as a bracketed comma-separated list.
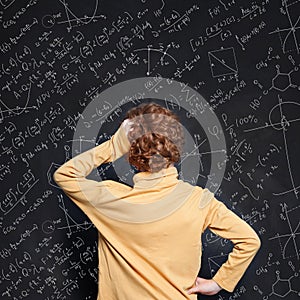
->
[111, 123, 131, 160]
[212, 273, 236, 293]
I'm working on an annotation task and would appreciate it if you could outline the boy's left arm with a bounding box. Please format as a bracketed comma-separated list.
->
[203, 194, 261, 292]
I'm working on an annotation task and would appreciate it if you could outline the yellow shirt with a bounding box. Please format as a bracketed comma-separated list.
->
[54, 125, 261, 300]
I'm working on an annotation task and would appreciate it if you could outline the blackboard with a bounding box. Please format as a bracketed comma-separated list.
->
[1, 0, 300, 299]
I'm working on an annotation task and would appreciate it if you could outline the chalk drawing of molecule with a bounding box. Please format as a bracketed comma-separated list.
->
[271, 65, 299, 92]
[264, 270, 300, 299]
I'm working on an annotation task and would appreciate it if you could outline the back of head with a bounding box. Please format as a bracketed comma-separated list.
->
[124, 102, 184, 173]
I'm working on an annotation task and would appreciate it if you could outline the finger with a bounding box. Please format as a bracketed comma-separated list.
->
[122, 119, 133, 135]
[122, 119, 130, 128]
[186, 287, 199, 295]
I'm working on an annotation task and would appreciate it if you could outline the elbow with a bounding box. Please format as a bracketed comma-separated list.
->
[248, 231, 261, 255]
[53, 167, 63, 186]
[236, 231, 261, 256]
[254, 234, 261, 252]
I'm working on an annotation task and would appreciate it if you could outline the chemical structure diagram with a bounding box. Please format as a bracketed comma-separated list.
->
[252, 55, 300, 96]
[264, 271, 299, 299]
[254, 262, 300, 299]
[247, 56, 300, 132]
[268, 271, 299, 299]
[270, 64, 300, 92]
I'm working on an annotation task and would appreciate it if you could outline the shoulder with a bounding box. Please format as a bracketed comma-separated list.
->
[180, 181, 216, 209]
[99, 179, 132, 193]
[192, 185, 217, 209]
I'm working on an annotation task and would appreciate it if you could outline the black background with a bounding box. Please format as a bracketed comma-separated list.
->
[1, 0, 300, 299]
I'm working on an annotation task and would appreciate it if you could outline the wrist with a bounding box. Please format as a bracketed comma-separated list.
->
[211, 279, 223, 292]
[111, 123, 131, 159]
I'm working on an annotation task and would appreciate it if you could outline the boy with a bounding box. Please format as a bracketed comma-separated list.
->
[54, 102, 260, 299]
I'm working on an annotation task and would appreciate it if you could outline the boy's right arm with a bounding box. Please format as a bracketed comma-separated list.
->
[53, 121, 131, 215]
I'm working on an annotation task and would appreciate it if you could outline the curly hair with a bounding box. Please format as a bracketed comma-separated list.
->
[124, 102, 184, 173]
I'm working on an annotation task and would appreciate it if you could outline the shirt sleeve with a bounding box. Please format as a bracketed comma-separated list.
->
[53, 123, 131, 215]
[201, 189, 261, 292]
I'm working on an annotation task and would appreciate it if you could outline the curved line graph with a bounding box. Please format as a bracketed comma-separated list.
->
[269, 1, 300, 54]
[269, 204, 300, 260]
[57, 194, 94, 237]
[244, 96, 300, 199]
[133, 44, 177, 76]
[57, 0, 101, 31]
[0, 83, 33, 122]
[134, 47, 177, 64]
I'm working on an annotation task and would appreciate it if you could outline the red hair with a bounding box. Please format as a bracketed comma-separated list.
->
[124, 102, 184, 172]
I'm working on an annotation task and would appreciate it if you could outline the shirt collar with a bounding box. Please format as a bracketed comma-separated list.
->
[132, 166, 179, 189]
